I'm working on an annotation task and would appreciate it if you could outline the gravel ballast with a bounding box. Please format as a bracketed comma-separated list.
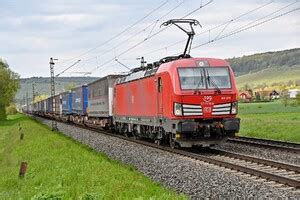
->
[216, 142, 300, 166]
[35, 117, 300, 199]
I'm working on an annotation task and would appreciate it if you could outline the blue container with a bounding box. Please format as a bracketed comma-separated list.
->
[62, 91, 72, 114]
[72, 85, 88, 115]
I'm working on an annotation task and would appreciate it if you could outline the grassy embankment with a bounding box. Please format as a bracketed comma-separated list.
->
[238, 101, 300, 143]
[235, 66, 300, 89]
[0, 114, 186, 199]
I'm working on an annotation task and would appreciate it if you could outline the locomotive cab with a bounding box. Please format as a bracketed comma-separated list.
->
[156, 57, 240, 148]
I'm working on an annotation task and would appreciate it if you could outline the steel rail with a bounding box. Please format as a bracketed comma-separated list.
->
[210, 149, 300, 173]
[33, 115, 300, 189]
[228, 137, 300, 154]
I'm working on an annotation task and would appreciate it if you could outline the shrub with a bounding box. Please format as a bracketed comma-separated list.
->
[281, 90, 290, 107]
[5, 104, 17, 115]
[296, 93, 300, 105]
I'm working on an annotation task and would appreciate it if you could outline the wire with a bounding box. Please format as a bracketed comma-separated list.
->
[56, 60, 81, 77]
[56, 0, 169, 65]
[115, 58, 131, 70]
[90, 0, 213, 72]
[191, 7, 300, 50]
[81, 0, 186, 63]
[208, 1, 298, 43]
[169, 1, 298, 55]
[142, 0, 274, 56]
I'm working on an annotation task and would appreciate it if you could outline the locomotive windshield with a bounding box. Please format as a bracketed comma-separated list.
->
[178, 67, 231, 90]
[178, 68, 205, 90]
[205, 67, 231, 89]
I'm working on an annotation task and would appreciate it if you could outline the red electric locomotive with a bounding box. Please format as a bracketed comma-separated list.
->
[113, 56, 240, 148]
[113, 19, 240, 148]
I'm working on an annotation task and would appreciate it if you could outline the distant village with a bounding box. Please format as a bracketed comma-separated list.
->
[239, 88, 300, 103]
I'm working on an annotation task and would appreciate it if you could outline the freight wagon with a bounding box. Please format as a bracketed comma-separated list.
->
[85, 75, 122, 128]
[71, 85, 88, 123]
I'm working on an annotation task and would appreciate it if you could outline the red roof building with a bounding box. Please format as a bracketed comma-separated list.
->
[239, 91, 252, 102]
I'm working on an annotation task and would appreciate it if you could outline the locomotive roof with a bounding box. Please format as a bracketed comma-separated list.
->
[117, 57, 229, 84]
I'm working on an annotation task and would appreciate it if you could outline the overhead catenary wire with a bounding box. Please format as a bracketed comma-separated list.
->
[142, 0, 274, 56]
[149, 0, 298, 57]
[81, 0, 186, 64]
[207, 0, 298, 43]
[191, 7, 300, 50]
[56, 0, 169, 65]
[56, 60, 81, 77]
[169, 1, 298, 55]
[89, 0, 213, 72]
[94, 1, 298, 74]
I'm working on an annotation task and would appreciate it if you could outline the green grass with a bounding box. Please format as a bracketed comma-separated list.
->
[0, 114, 186, 199]
[238, 101, 300, 143]
[235, 66, 300, 88]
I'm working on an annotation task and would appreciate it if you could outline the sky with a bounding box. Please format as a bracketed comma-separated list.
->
[0, 0, 299, 78]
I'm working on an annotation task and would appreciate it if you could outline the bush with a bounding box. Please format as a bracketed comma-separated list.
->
[281, 90, 290, 107]
[296, 93, 300, 105]
[5, 104, 17, 115]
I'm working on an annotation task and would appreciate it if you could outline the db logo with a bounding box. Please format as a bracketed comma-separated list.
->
[203, 96, 212, 102]
[203, 107, 211, 113]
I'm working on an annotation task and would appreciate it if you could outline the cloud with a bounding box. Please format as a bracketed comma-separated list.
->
[0, 0, 299, 78]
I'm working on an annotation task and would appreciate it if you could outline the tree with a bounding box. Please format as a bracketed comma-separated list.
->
[0, 60, 19, 120]
[296, 93, 300, 105]
[281, 89, 289, 107]
[33, 95, 48, 103]
[242, 83, 251, 91]
[64, 82, 76, 91]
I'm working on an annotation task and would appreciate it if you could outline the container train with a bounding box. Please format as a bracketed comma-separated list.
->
[25, 56, 240, 148]
[24, 19, 240, 148]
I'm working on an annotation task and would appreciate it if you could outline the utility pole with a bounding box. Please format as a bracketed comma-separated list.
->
[50, 57, 58, 131]
[32, 83, 36, 103]
[26, 92, 29, 113]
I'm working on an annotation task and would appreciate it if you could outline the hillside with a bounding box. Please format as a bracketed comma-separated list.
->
[227, 48, 300, 76]
[235, 66, 300, 88]
[16, 77, 98, 105]
[15, 48, 300, 105]
[227, 48, 300, 89]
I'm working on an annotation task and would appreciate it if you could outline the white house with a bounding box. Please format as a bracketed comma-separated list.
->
[288, 89, 300, 98]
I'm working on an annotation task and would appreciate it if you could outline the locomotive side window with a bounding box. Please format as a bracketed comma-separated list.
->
[158, 77, 162, 92]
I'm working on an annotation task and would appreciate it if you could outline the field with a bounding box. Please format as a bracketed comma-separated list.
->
[0, 114, 185, 199]
[235, 66, 300, 88]
[238, 101, 300, 143]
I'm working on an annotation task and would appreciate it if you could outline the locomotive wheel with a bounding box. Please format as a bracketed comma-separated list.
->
[155, 139, 161, 146]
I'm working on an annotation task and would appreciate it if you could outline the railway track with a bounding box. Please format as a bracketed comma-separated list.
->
[36, 115, 300, 189]
[227, 136, 300, 154]
[195, 149, 300, 188]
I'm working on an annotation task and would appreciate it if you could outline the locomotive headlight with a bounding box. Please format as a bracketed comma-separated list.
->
[174, 103, 183, 116]
[231, 102, 238, 114]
